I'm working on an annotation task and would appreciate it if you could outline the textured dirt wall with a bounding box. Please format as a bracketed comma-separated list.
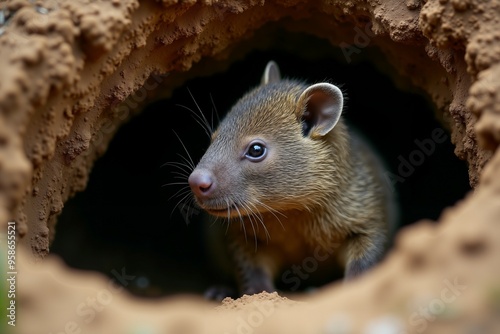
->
[0, 0, 492, 259]
[1, 0, 500, 333]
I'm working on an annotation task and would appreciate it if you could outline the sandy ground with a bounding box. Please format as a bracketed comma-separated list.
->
[0, 0, 500, 333]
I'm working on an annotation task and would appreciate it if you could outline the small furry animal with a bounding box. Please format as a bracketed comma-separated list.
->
[187, 61, 394, 298]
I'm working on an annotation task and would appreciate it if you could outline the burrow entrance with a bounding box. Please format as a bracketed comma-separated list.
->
[51, 34, 471, 298]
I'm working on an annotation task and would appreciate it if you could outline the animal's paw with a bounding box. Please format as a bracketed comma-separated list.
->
[203, 285, 237, 302]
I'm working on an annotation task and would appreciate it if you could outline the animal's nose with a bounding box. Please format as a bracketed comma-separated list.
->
[188, 169, 215, 198]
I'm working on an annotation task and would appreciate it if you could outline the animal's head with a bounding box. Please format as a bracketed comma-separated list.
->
[188, 61, 349, 218]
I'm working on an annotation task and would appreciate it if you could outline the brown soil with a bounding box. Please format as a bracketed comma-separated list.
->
[1, 0, 499, 333]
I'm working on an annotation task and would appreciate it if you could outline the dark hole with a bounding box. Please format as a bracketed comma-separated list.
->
[52, 33, 471, 297]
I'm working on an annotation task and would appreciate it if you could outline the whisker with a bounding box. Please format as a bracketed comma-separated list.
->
[161, 182, 189, 187]
[249, 202, 270, 242]
[188, 88, 213, 134]
[241, 202, 258, 251]
[224, 219, 230, 235]
[225, 198, 231, 235]
[254, 199, 286, 231]
[177, 104, 212, 139]
[186, 196, 198, 222]
[162, 161, 191, 168]
[172, 175, 190, 181]
[162, 160, 191, 168]
[176, 153, 195, 172]
[172, 130, 196, 170]
[170, 191, 194, 219]
[164, 163, 193, 178]
[260, 201, 287, 218]
[250, 217, 257, 252]
[161, 161, 193, 171]
[211, 108, 214, 135]
[209, 214, 220, 228]
[170, 169, 189, 176]
[168, 187, 191, 201]
[233, 203, 247, 243]
[209, 93, 221, 124]
[226, 200, 231, 218]
[161, 182, 187, 187]
[161, 163, 192, 178]
[161, 161, 176, 168]
[176, 89, 213, 138]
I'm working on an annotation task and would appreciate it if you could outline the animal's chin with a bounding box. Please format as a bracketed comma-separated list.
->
[195, 200, 246, 218]
[205, 207, 231, 217]
[204, 204, 239, 217]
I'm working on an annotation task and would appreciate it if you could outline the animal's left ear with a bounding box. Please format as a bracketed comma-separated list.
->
[296, 83, 343, 138]
[261, 61, 281, 85]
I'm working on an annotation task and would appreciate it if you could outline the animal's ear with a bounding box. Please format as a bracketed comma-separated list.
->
[261, 61, 281, 85]
[296, 83, 343, 138]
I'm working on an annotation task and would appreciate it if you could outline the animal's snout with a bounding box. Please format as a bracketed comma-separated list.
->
[189, 169, 215, 198]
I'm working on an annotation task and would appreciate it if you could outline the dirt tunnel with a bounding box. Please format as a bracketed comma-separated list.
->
[51, 45, 472, 297]
[1, 1, 499, 333]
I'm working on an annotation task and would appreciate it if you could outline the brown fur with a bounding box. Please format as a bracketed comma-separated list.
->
[189, 62, 391, 297]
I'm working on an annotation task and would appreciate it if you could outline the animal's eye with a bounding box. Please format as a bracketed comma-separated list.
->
[245, 141, 267, 162]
